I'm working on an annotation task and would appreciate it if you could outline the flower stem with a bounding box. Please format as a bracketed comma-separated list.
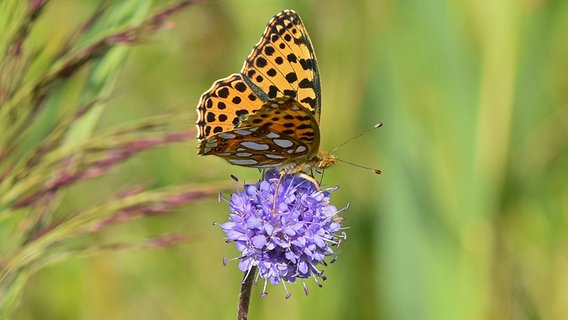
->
[237, 266, 256, 320]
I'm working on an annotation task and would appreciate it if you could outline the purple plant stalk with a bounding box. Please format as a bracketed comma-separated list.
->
[14, 131, 193, 208]
[217, 169, 348, 317]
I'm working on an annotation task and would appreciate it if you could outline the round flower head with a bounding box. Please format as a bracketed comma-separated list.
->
[220, 169, 348, 297]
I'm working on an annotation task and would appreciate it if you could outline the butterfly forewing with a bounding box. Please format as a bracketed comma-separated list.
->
[241, 10, 321, 122]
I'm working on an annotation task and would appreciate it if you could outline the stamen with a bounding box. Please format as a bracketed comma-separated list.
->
[336, 203, 350, 214]
[282, 282, 291, 299]
[242, 266, 255, 285]
[260, 280, 269, 297]
[312, 274, 323, 288]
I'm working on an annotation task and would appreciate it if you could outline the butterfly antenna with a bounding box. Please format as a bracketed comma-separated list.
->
[327, 122, 383, 174]
[334, 158, 382, 174]
[330, 122, 383, 153]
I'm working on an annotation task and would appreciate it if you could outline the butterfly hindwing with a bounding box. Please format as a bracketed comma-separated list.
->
[198, 97, 319, 168]
[242, 96, 319, 148]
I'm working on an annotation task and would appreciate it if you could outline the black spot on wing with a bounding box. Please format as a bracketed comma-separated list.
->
[235, 82, 247, 92]
[285, 72, 298, 83]
[298, 78, 312, 88]
[256, 57, 267, 68]
[287, 54, 297, 63]
[283, 90, 296, 98]
[218, 87, 229, 98]
[268, 85, 279, 98]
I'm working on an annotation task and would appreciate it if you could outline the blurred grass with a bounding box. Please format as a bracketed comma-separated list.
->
[4, 0, 568, 319]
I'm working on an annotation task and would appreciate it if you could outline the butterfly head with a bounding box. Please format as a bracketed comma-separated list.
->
[315, 150, 337, 170]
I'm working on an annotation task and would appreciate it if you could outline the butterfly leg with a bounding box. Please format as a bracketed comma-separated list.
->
[297, 172, 321, 191]
[271, 170, 322, 215]
[309, 167, 324, 186]
[271, 170, 286, 215]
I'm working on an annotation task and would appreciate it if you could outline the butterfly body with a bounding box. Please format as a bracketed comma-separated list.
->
[196, 10, 334, 174]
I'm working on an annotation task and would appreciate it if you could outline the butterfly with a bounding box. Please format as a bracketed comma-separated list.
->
[196, 9, 336, 175]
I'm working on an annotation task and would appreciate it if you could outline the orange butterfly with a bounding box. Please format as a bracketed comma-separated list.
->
[196, 10, 336, 175]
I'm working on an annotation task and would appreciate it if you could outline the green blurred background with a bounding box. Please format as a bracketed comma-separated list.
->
[15, 0, 568, 319]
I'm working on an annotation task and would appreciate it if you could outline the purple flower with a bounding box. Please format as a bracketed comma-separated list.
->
[219, 169, 347, 297]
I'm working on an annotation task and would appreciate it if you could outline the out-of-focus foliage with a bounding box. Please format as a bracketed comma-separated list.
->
[2, 0, 567, 319]
[0, 1, 219, 318]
